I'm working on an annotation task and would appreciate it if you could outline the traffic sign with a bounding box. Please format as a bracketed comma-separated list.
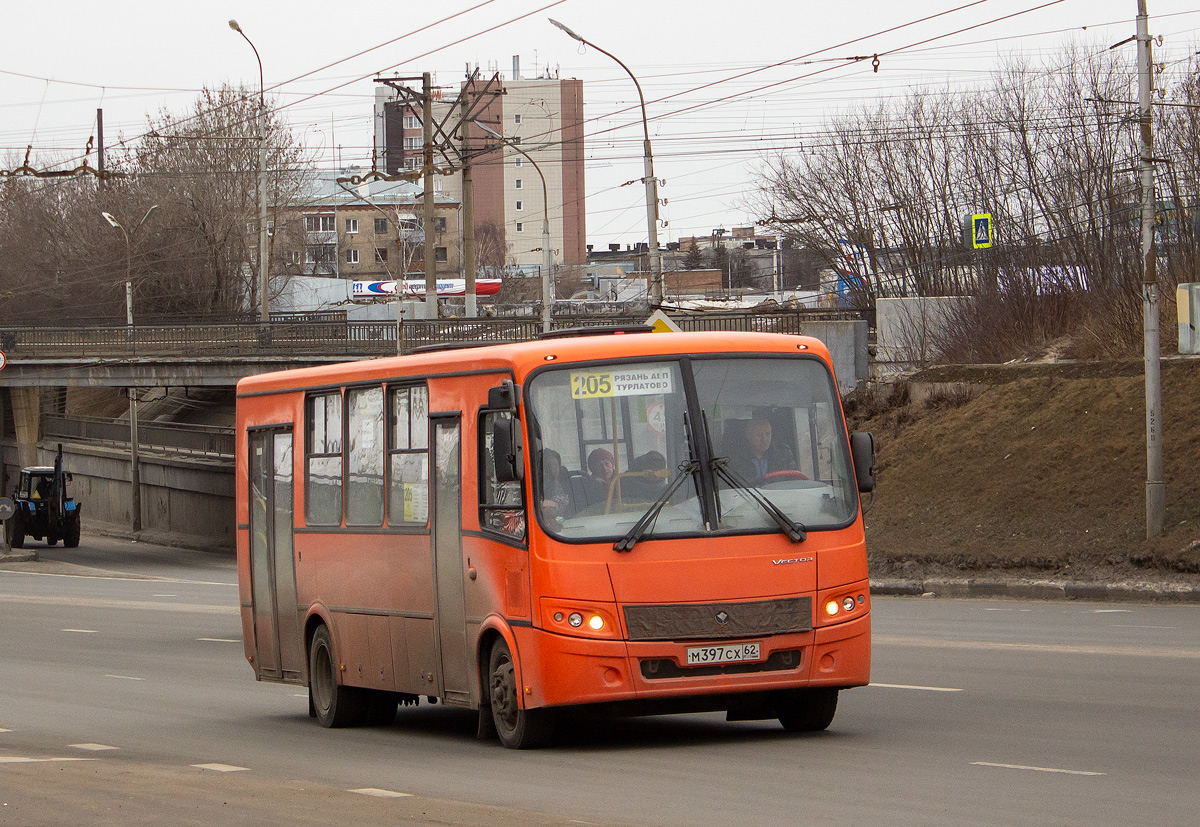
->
[971, 213, 993, 249]
[646, 310, 680, 333]
[0, 350, 6, 371]
[0, 498, 14, 521]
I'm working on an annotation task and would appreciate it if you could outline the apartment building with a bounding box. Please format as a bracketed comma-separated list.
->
[374, 58, 586, 272]
[272, 172, 461, 281]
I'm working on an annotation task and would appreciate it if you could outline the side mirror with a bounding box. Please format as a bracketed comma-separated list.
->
[491, 414, 524, 484]
[486, 379, 519, 412]
[850, 432, 876, 493]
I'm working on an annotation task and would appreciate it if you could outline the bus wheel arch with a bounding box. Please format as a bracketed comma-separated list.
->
[485, 635, 554, 749]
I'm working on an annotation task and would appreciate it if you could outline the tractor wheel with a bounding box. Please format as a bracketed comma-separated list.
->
[63, 517, 80, 549]
[6, 511, 25, 549]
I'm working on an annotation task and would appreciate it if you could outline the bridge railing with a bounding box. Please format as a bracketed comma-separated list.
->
[41, 414, 236, 458]
[0, 308, 869, 359]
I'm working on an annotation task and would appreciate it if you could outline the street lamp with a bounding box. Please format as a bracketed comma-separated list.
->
[101, 205, 158, 537]
[229, 19, 271, 323]
[475, 121, 554, 332]
[550, 18, 663, 308]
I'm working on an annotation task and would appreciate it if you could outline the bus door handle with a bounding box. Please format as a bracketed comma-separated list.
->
[467, 558, 477, 580]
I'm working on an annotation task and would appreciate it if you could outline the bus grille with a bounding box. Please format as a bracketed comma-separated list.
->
[623, 596, 812, 641]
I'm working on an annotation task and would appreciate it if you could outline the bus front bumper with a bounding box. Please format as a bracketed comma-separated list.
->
[512, 611, 870, 710]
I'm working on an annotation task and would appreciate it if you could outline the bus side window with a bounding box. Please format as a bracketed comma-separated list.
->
[388, 384, 430, 525]
[479, 411, 526, 540]
[305, 391, 343, 526]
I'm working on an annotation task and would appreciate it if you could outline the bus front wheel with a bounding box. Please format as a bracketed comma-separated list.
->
[777, 688, 838, 732]
[309, 625, 366, 728]
[487, 638, 553, 749]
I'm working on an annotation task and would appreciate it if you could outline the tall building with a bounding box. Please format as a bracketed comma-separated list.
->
[374, 58, 585, 272]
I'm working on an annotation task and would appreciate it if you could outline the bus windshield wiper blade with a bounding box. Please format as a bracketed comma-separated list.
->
[614, 459, 700, 553]
[711, 458, 807, 542]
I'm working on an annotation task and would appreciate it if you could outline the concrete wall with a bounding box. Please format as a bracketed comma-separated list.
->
[875, 297, 970, 376]
[2, 441, 234, 552]
[800, 320, 869, 395]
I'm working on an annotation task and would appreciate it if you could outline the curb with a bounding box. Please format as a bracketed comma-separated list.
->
[0, 549, 38, 563]
[872, 577, 1200, 603]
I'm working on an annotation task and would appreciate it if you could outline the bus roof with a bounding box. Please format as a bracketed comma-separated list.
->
[236, 330, 835, 397]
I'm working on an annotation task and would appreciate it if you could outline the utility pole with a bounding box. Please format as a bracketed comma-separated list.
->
[460, 89, 477, 318]
[422, 73, 437, 320]
[1137, 0, 1165, 538]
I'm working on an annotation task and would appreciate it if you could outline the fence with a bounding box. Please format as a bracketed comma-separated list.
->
[0, 308, 869, 361]
[41, 414, 235, 458]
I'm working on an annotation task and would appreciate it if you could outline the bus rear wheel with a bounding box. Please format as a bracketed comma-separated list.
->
[777, 688, 839, 732]
[487, 638, 553, 749]
[308, 625, 366, 728]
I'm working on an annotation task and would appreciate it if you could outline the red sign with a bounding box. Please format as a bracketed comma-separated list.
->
[0, 350, 6, 371]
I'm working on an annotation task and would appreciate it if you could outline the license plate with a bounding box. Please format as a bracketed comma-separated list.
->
[685, 642, 761, 665]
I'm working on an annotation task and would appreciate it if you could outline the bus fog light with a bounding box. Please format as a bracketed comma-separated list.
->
[842, 597, 856, 612]
[553, 612, 564, 622]
[587, 615, 604, 631]
[825, 600, 839, 616]
[568, 612, 583, 627]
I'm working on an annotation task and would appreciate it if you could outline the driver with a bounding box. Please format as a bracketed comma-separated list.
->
[729, 417, 797, 482]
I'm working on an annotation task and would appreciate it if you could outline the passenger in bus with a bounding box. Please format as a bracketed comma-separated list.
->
[728, 417, 797, 482]
[621, 450, 668, 503]
[539, 449, 573, 520]
[580, 447, 616, 507]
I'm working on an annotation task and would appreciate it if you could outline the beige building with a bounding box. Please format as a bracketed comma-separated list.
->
[272, 173, 461, 282]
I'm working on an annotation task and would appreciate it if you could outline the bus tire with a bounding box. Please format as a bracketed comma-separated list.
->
[777, 688, 838, 732]
[308, 625, 366, 728]
[488, 638, 553, 749]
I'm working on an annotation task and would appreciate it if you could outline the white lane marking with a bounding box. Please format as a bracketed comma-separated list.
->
[0, 570, 235, 586]
[870, 682, 963, 692]
[1093, 609, 1133, 614]
[70, 744, 117, 751]
[349, 788, 413, 798]
[192, 763, 249, 773]
[0, 757, 96, 764]
[62, 629, 98, 634]
[0, 593, 238, 615]
[875, 634, 1200, 660]
[153, 594, 177, 598]
[983, 608, 1032, 612]
[1111, 624, 1177, 630]
[0, 728, 11, 733]
[293, 693, 308, 698]
[104, 675, 145, 681]
[973, 761, 1105, 776]
[197, 638, 240, 643]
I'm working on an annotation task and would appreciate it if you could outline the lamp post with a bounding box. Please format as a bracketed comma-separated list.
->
[229, 19, 270, 323]
[475, 121, 554, 332]
[549, 18, 662, 308]
[101, 205, 158, 536]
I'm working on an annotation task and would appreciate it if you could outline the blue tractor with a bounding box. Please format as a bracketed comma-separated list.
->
[5, 445, 81, 548]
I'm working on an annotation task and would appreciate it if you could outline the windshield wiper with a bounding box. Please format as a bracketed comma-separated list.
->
[614, 459, 700, 552]
[710, 458, 807, 542]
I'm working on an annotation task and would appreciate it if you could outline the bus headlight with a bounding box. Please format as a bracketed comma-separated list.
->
[541, 599, 619, 639]
[587, 615, 605, 631]
[568, 612, 583, 627]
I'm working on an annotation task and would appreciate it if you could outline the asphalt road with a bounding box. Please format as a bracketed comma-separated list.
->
[1, 536, 1197, 826]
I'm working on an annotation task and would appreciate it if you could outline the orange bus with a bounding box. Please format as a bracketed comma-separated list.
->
[235, 328, 876, 748]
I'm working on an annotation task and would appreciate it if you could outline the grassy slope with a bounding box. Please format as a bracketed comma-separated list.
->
[857, 361, 1200, 582]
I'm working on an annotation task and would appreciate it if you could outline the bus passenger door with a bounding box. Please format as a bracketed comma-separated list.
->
[431, 416, 471, 705]
[248, 428, 304, 682]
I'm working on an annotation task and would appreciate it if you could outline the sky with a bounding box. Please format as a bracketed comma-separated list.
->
[4, 0, 1199, 249]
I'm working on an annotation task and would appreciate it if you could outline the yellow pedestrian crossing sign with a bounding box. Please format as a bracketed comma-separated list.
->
[971, 213, 993, 249]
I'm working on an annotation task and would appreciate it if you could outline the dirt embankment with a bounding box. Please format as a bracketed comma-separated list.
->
[852, 359, 1200, 584]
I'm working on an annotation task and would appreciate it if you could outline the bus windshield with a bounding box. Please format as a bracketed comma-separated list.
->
[527, 355, 858, 543]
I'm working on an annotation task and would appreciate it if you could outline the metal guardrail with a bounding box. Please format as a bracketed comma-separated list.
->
[0, 309, 870, 360]
[41, 414, 235, 458]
